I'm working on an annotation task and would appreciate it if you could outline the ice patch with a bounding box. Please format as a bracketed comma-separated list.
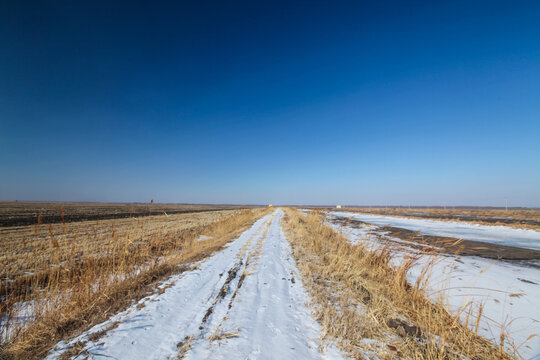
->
[331, 212, 540, 250]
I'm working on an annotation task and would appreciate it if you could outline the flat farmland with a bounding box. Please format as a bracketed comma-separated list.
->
[330, 207, 540, 231]
[0, 202, 248, 227]
[1, 206, 539, 360]
[0, 204, 268, 359]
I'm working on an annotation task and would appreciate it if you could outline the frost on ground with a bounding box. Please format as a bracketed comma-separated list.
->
[330, 211, 540, 250]
[47, 210, 346, 360]
[329, 212, 540, 359]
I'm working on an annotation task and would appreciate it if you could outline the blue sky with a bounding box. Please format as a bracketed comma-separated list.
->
[1, 1, 539, 206]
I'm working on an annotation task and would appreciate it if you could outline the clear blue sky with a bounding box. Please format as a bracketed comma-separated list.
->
[1, 1, 539, 206]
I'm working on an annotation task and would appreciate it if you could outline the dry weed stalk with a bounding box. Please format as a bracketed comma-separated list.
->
[282, 208, 515, 360]
[0, 208, 269, 359]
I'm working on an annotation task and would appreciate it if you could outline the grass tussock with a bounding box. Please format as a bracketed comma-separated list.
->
[0, 208, 268, 360]
[282, 208, 515, 360]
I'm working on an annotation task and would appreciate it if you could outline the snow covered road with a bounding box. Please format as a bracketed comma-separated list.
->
[47, 210, 345, 360]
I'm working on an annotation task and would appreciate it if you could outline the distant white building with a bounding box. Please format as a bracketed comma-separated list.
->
[336, 205, 342, 209]
[268, 204, 273, 207]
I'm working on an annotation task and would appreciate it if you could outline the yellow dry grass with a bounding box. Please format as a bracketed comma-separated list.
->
[1, 210, 239, 284]
[0, 208, 269, 359]
[282, 208, 515, 360]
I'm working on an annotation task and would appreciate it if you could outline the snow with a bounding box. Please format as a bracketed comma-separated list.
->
[47, 210, 347, 360]
[1, 300, 35, 340]
[339, 223, 379, 245]
[329, 212, 540, 359]
[185, 209, 344, 360]
[330, 212, 540, 250]
[330, 219, 441, 252]
[197, 234, 212, 242]
[408, 254, 540, 358]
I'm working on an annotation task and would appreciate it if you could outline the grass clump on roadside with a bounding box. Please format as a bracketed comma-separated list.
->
[282, 208, 516, 360]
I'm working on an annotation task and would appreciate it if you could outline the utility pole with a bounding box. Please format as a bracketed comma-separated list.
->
[505, 198, 508, 211]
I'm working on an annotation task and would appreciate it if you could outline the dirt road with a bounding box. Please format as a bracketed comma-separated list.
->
[47, 210, 344, 360]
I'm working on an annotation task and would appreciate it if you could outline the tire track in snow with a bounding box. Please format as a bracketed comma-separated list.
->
[182, 210, 346, 360]
[47, 211, 345, 360]
[178, 215, 275, 356]
[46, 213, 273, 360]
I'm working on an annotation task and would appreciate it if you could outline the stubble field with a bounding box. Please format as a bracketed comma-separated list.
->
[1, 203, 538, 359]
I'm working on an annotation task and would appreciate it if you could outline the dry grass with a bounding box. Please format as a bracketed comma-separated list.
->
[282, 208, 515, 359]
[1, 210, 240, 277]
[333, 207, 540, 231]
[0, 201, 247, 227]
[0, 208, 269, 359]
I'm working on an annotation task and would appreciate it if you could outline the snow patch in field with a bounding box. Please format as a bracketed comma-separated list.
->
[331, 212, 540, 250]
[330, 219, 441, 252]
[1, 300, 35, 340]
[335, 223, 379, 246]
[408, 254, 540, 359]
[197, 234, 212, 241]
[330, 212, 540, 359]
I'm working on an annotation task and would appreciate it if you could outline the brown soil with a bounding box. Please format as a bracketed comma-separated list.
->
[0, 202, 250, 227]
[330, 207, 540, 231]
[331, 217, 540, 261]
